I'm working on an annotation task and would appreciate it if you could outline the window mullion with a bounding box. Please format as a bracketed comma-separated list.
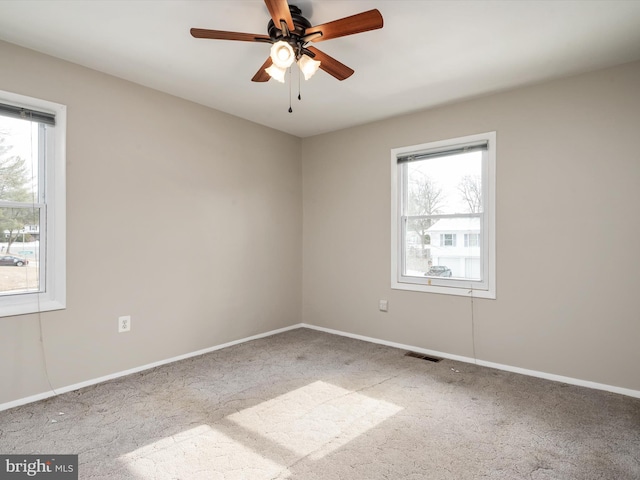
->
[0, 201, 45, 209]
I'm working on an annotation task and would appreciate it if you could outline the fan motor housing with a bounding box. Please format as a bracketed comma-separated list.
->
[267, 5, 311, 40]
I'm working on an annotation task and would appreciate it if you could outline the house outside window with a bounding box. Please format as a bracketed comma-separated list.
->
[391, 132, 496, 298]
[0, 90, 66, 317]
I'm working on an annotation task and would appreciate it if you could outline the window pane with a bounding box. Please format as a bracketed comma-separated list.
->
[403, 150, 484, 281]
[0, 207, 40, 294]
[403, 217, 431, 276]
[407, 151, 482, 216]
[428, 216, 481, 280]
[404, 215, 481, 280]
[0, 116, 40, 203]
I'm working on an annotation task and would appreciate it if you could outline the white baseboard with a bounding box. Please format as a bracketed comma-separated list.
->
[301, 323, 640, 399]
[3, 321, 638, 412]
[0, 323, 304, 412]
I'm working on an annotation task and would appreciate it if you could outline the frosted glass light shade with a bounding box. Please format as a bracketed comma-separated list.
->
[265, 64, 287, 83]
[298, 54, 321, 80]
[270, 41, 295, 69]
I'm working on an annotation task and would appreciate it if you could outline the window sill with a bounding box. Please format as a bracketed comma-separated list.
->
[391, 280, 495, 299]
[0, 294, 66, 317]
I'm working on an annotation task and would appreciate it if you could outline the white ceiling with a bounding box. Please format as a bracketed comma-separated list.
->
[1, 1, 639, 138]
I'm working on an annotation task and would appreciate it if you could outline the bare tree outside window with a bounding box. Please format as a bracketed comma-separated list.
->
[0, 135, 30, 201]
[0, 134, 33, 254]
[457, 174, 482, 213]
[407, 171, 443, 256]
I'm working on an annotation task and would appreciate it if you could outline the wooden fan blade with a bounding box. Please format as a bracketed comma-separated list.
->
[264, 0, 295, 32]
[305, 9, 383, 42]
[252, 57, 273, 82]
[190, 28, 270, 42]
[306, 47, 354, 81]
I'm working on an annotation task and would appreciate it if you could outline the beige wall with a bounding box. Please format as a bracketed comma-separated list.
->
[0, 41, 302, 405]
[302, 61, 640, 392]
[2, 38, 639, 406]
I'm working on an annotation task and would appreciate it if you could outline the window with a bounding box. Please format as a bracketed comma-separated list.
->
[391, 132, 495, 298]
[440, 233, 456, 247]
[0, 90, 66, 316]
[464, 233, 480, 247]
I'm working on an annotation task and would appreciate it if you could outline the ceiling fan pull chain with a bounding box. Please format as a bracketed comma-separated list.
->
[298, 66, 302, 101]
[288, 67, 293, 113]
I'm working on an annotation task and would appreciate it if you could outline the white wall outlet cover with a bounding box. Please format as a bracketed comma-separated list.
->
[379, 300, 388, 312]
[118, 315, 131, 332]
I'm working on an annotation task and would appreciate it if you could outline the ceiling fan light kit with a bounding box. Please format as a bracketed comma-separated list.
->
[270, 41, 295, 69]
[190, 0, 384, 109]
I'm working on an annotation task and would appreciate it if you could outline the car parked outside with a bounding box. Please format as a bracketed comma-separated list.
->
[426, 265, 452, 277]
[0, 255, 29, 266]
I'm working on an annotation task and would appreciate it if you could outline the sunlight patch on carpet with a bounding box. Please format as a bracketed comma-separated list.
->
[228, 380, 403, 460]
[118, 425, 287, 479]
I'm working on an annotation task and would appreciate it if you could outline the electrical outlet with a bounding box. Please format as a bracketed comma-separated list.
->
[118, 315, 131, 333]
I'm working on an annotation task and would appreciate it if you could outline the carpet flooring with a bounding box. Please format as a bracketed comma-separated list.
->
[1, 328, 639, 479]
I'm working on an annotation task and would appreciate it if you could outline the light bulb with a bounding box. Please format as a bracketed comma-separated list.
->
[298, 54, 321, 80]
[270, 41, 295, 69]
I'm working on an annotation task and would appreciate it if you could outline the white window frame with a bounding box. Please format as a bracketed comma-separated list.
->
[0, 90, 66, 317]
[391, 131, 496, 299]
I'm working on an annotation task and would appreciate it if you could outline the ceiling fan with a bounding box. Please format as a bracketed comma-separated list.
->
[190, 0, 384, 83]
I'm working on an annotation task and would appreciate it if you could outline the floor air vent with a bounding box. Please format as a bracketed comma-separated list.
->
[404, 351, 443, 363]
